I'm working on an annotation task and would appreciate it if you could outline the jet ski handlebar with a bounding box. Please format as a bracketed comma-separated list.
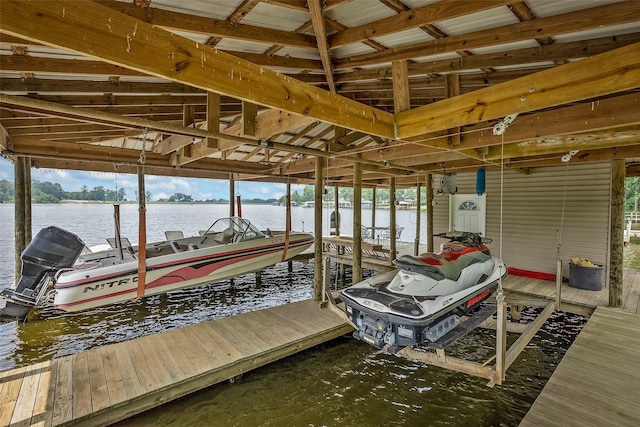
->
[433, 231, 492, 245]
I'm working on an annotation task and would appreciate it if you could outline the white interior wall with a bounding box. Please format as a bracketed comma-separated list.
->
[430, 162, 612, 281]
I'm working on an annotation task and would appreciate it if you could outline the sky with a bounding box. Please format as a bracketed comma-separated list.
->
[0, 157, 305, 201]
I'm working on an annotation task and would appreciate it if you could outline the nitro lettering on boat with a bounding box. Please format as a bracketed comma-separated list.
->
[82, 276, 138, 293]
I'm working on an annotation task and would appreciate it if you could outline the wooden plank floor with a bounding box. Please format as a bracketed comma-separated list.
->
[0, 299, 352, 427]
[519, 306, 640, 427]
[501, 267, 640, 314]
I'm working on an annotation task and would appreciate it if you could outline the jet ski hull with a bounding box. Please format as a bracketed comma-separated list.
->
[341, 252, 507, 347]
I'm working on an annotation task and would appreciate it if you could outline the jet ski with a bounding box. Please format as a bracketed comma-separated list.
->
[340, 231, 507, 347]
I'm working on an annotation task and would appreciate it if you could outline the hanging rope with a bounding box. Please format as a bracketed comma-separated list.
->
[557, 150, 578, 260]
[496, 126, 507, 303]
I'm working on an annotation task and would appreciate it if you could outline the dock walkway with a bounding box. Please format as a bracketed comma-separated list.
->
[519, 306, 640, 426]
[0, 299, 352, 427]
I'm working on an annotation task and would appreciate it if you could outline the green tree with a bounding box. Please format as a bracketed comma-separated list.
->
[627, 176, 640, 211]
[0, 179, 15, 203]
[168, 192, 193, 202]
[291, 190, 302, 205]
[302, 185, 315, 202]
[90, 185, 106, 201]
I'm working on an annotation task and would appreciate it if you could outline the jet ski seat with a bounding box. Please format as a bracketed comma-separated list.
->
[394, 251, 491, 281]
[445, 251, 491, 280]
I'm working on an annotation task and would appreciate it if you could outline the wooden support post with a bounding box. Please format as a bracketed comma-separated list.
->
[313, 157, 325, 301]
[371, 186, 377, 231]
[229, 174, 235, 217]
[609, 159, 625, 308]
[390, 176, 397, 261]
[511, 305, 522, 322]
[14, 157, 26, 283]
[415, 183, 421, 256]
[333, 184, 340, 236]
[23, 157, 32, 245]
[353, 162, 363, 283]
[287, 261, 293, 272]
[426, 174, 434, 253]
[494, 296, 507, 385]
[555, 259, 563, 308]
[504, 302, 555, 371]
[322, 256, 330, 305]
[135, 165, 147, 300]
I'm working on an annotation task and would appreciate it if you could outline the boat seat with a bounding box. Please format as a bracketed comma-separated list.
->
[106, 237, 132, 249]
[170, 241, 184, 253]
[214, 228, 235, 244]
[165, 230, 184, 240]
[188, 244, 199, 250]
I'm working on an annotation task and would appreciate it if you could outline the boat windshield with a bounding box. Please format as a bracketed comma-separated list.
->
[206, 217, 265, 242]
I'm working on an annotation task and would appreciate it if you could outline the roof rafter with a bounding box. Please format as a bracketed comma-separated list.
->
[0, 0, 394, 138]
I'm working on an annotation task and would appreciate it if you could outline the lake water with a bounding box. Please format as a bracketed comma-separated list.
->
[0, 204, 584, 426]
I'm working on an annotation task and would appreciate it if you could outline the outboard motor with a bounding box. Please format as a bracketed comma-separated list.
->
[0, 226, 85, 322]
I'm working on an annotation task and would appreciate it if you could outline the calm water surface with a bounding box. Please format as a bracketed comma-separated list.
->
[0, 204, 584, 426]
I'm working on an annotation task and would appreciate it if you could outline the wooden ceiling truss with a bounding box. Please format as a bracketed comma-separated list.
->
[1, 0, 639, 183]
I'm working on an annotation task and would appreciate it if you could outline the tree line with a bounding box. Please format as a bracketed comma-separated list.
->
[1, 178, 640, 210]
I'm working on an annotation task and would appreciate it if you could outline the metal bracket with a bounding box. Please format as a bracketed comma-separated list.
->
[492, 114, 519, 136]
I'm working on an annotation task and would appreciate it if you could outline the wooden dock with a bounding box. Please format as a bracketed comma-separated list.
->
[519, 306, 640, 426]
[0, 300, 352, 427]
[501, 267, 640, 315]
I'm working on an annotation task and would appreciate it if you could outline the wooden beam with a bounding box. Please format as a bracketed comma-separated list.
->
[242, 101, 258, 137]
[205, 92, 220, 150]
[0, 123, 11, 150]
[396, 42, 640, 139]
[504, 302, 555, 371]
[307, 0, 336, 93]
[331, 33, 640, 83]
[329, 0, 510, 48]
[444, 74, 460, 146]
[174, 109, 316, 164]
[391, 60, 410, 113]
[7, 137, 272, 175]
[397, 346, 493, 379]
[334, 2, 640, 69]
[474, 129, 640, 161]
[0, 0, 394, 138]
[99, 0, 316, 49]
[0, 77, 203, 95]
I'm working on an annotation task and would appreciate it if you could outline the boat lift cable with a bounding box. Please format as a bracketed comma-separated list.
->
[557, 150, 578, 260]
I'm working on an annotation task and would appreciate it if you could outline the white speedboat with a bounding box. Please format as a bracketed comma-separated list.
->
[1, 217, 313, 319]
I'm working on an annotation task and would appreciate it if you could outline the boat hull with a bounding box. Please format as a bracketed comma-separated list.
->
[341, 256, 506, 347]
[53, 234, 312, 312]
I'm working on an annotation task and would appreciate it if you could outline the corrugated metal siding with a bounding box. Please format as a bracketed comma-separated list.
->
[431, 162, 612, 279]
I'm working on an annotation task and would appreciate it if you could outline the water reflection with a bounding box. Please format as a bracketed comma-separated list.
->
[3, 262, 319, 370]
[2, 257, 585, 426]
[115, 305, 583, 427]
[0, 203, 587, 425]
